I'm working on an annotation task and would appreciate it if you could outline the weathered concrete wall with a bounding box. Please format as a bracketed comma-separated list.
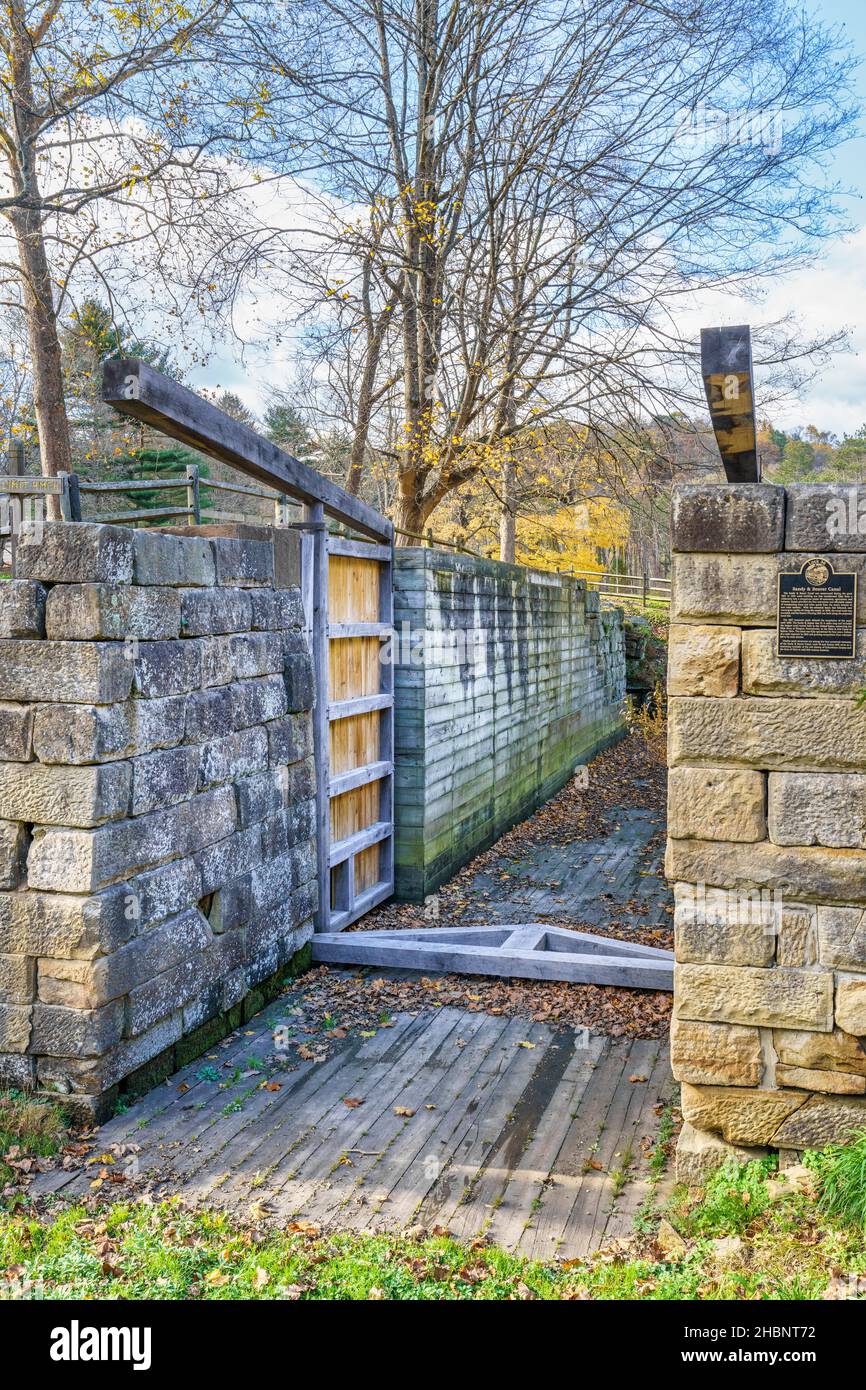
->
[667, 483, 866, 1183]
[393, 550, 626, 900]
[0, 521, 317, 1117]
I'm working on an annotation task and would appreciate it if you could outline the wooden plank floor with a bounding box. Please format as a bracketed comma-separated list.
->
[35, 998, 672, 1261]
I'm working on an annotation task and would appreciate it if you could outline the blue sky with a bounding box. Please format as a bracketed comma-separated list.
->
[192, 1, 866, 440]
[809, 0, 866, 207]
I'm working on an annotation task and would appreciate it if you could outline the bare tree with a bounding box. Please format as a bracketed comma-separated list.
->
[0, 0, 272, 491]
[233, 0, 857, 543]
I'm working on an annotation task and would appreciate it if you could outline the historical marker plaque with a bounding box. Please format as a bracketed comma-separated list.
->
[777, 559, 856, 659]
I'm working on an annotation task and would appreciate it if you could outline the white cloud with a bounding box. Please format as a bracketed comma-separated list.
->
[675, 228, 866, 438]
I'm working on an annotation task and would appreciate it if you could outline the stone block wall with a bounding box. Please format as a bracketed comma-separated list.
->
[667, 483, 866, 1181]
[0, 521, 317, 1117]
[393, 549, 625, 900]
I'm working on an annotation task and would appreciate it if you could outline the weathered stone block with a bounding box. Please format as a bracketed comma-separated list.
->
[817, 907, 866, 970]
[37, 1015, 182, 1095]
[134, 696, 188, 754]
[0, 702, 33, 761]
[235, 769, 285, 828]
[774, 1026, 866, 1077]
[211, 536, 274, 587]
[671, 551, 866, 626]
[674, 962, 833, 1030]
[133, 529, 215, 586]
[179, 588, 252, 636]
[0, 761, 131, 828]
[775, 1064, 865, 1095]
[772, 1093, 866, 1148]
[46, 583, 181, 641]
[0, 640, 133, 704]
[675, 1121, 768, 1184]
[0, 953, 34, 1004]
[0, 885, 135, 959]
[0, 1053, 36, 1088]
[14, 521, 133, 583]
[32, 702, 129, 765]
[131, 746, 199, 815]
[198, 728, 269, 789]
[26, 787, 237, 892]
[266, 713, 312, 766]
[200, 631, 284, 686]
[128, 856, 202, 928]
[671, 484, 785, 553]
[259, 799, 315, 858]
[284, 649, 315, 712]
[230, 675, 287, 729]
[836, 973, 866, 1034]
[29, 699, 182, 764]
[667, 624, 739, 697]
[785, 483, 866, 552]
[195, 823, 262, 896]
[133, 639, 202, 697]
[742, 627, 866, 698]
[673, 885, 774, 965]
[0, 579, 47, 637]
[668, 696, 866, 772]
[250, 852, 295, 912]
[30, 999, 124, 1057]
[670, 1016, 762, 1087]
[0, 821, 28, 889]
[126, 932, 242, 1035]
[768, 772, 866, 849]
[207, 874, 252, 934]
[668, 835, 866, 907]
[777, 907, 818, 967]
[681, 1082, 805, 1146]
[667, 767, 765, 843]
[38, 907, 211, 1007]
[245, 899, 310, 960]
[249, 589, 304, 631]
[184, 687, 233, 742]
[0, 1003, 30, 1052]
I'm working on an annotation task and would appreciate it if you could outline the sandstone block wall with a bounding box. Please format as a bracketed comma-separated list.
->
[667, 483, 866, 1176]
[393, 550, 626, 900]
[0, 521, 317, 1116]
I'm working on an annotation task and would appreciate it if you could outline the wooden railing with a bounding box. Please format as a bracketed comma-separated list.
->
[572, 568, 671, 608]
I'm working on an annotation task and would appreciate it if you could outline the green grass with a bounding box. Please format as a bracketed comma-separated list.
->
[5, 1091, 866, 1300]
[809, 1128, 866, 1229]
[0, 1091, 67, 1185]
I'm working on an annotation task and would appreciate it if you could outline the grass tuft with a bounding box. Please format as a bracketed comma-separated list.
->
[0, 1090, 68, 1184]
[809, 1128, 866, 1229]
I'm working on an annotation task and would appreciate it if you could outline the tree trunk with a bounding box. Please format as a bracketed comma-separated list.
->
[393, 481, 436, 545]
[8, 33, 72, 515]
[499, 454, 516, 562]
[12, 207, 72, 488]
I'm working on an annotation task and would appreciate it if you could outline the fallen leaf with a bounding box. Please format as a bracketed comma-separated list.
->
[344, 1097, 364, 1108]
[628, 1074, 648, 1084]
[394, 1106, 415, 1117]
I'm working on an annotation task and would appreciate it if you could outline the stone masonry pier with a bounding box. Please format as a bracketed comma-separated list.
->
[0, 521, 317, 1118]
[667, 483, 866, 1180]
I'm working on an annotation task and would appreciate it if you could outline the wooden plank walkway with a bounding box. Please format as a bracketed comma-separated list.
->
[35, 997, 672, 1261]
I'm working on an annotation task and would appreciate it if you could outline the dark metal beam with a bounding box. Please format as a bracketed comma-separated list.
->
[102, 358, 393, 542]
[700, 325, 759, 483]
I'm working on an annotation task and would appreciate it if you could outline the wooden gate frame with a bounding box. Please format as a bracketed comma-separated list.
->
[299, 516, 395, 931]
[101, 360, 395, 933]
